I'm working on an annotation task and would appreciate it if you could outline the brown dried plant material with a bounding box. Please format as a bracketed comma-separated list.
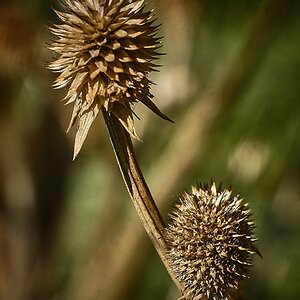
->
[0, 6, 38, 77]
[165, 182, 260, 300]
[48, 0, 171, 159]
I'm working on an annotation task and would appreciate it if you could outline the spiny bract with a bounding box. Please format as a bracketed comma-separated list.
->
[165, 182, 259, 300]
[48, 0, 170, 158]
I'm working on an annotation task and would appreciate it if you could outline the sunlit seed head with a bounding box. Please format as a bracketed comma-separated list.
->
[165, 182, 260, 300]
[48, 0, 171, 158]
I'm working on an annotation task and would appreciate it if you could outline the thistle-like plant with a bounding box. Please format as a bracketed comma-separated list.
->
[48, 1, 260, 299]
[165, 183, 260, 300]
[48, 0, 171, 159]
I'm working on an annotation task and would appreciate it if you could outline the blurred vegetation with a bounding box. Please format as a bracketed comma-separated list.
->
[0, 0, 299, 299]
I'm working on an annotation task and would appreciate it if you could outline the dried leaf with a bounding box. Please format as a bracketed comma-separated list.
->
[73, 104, 99, 159]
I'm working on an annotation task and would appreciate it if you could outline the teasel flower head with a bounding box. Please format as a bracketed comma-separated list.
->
[165, 182, 260, 300]
[48, 0, 171, 158]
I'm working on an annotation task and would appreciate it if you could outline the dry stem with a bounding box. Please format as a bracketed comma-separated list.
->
[101, 108, 183, 293]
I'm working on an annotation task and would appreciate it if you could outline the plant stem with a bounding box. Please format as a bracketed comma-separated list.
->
[101, 108, 183, 292]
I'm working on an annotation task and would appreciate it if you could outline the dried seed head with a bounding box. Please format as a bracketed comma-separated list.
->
[165, 182, 259, 300]
[48, 0, 170, 158]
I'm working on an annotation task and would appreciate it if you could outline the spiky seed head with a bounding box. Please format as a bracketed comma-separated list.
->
[165, 182, 259, 300]
[48, 0, 171, 159]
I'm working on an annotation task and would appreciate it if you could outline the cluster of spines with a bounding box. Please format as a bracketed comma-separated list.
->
[165, 183, 259, 300]
[48, 0, 170, 158]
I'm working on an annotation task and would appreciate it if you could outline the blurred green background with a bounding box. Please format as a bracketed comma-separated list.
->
[0, 0, 299, 299]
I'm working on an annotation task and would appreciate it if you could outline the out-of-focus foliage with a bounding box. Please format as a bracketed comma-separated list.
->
[0, 0, 299, 300]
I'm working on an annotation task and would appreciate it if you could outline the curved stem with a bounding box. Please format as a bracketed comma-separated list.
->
[101, 108, 183, 292]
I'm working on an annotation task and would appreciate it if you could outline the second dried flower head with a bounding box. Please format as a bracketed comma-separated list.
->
[165, 183, 259, 300]
[48, 0, 170, 158]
